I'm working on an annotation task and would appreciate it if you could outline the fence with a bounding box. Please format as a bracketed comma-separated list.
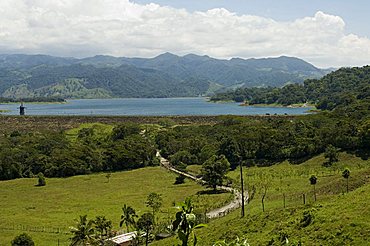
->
[0, 223, 71, 245]
[0, 224, 70, 235]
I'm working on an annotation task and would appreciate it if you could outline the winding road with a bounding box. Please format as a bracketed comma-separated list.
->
[156, 151, 247, 219]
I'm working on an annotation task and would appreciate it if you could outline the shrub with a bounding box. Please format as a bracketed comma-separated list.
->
[11, 233, 35, 246]
[37, 172, 46, 186]
[174, 175, 185, 184]
[300, 209, 316, 228]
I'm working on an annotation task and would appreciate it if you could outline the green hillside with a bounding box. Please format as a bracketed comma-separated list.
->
[0, 53, 328, 99]
[153, 153, 370, 245]
[211, 66, 370, 110]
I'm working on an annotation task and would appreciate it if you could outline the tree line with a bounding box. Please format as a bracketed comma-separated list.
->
[0, 123, 158, 180]
[211, 66, 370, 110]
[155, 113, 370, 172]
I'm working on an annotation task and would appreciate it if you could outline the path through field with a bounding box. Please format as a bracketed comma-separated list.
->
[156, 151, 247, 219]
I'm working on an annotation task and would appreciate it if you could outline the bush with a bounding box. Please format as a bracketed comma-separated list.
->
[174, 175, 185, 184]
[300, 209, 316, 228]
[11, 233, 35, 246]
[37, 172, 46, 186]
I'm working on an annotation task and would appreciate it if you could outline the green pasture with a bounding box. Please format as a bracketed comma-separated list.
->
[154, 153, 370, 245]
[0, 167, 230, 245]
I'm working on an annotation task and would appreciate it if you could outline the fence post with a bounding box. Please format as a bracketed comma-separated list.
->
[302, 193, 306, 205]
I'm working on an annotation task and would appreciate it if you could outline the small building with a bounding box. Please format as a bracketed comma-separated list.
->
[107, 232, 137, 246]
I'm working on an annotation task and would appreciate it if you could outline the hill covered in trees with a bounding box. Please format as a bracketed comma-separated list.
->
[211, 66, 370, 111]
[0, 53, 328, 99]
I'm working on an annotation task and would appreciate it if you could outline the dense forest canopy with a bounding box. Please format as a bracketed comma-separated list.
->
[0, 123, 158, 180]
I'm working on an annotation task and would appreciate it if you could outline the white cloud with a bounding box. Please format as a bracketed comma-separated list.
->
[0, 0, 369, 67]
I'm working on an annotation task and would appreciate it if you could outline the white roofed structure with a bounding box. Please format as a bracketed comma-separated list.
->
[107, 231, 137, 246]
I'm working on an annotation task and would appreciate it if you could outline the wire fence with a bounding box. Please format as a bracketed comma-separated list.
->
[0, 224, 70, 235]
[0, 223, 71, 245]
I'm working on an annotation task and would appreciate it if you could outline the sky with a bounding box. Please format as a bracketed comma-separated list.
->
[0, 0, 369, 68]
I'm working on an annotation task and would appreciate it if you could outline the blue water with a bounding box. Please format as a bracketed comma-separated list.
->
[0, 98, 311, 116]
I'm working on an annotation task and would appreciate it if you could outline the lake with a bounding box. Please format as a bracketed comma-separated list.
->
[0, 98, 312, 116]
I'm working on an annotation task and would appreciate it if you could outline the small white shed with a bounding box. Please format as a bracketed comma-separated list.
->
[107, 231, 137, 246]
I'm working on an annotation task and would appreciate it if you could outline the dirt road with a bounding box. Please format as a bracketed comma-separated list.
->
[156, 151, 247, 219]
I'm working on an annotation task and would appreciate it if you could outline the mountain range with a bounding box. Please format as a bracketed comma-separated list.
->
[0, 53, 332, 99]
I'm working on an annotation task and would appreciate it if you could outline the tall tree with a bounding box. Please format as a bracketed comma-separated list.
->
[324, 145, 339, 166]
[342, 168, 351, 193]
[120, 204, 138, 232]
[146, 192, 163, 224]
[218, 137, 240, 169]
[137, 213, 154, 246]
[201, 155, 230, 191]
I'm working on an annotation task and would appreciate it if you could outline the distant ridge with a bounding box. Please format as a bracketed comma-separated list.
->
[0, 53, 332, 99]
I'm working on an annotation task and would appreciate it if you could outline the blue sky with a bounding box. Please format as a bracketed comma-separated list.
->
[0, 0, 369, 67]
[134, 0, 370, 37]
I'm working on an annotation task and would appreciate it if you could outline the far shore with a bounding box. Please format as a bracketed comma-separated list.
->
[239, 102, 315, 109]
[0, 101, 68, 105]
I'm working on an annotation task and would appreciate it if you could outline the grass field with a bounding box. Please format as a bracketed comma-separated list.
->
[153, 153, 370, 245]
[0, 167, 231, 246]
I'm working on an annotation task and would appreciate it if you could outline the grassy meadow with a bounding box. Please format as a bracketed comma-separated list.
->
[1, 118, 369, 245]
[154, 153, 370, 245]
[0, 167, 231, 245]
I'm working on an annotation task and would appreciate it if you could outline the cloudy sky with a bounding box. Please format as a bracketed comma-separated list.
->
[0, 0, 369, 68]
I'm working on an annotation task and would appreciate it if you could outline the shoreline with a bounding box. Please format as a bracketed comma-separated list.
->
[239, 102, 316, 109]
[0, 101, 68, 105]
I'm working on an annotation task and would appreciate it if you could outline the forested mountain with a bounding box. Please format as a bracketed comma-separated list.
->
[0, 53, 329, 99]
[212, 66, 370, 110]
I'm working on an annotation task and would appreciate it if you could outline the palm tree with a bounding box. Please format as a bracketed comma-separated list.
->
[69, 215, 95, 246]
[120, 204, 138, 232]
[309, 175, 317, 202]
[342, 168, 351, 193]
[94, 216, 112, 244]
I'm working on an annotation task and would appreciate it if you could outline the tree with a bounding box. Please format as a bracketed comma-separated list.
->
[11, 233, 35, 246]
[259, 174, 271, 212]
[69, 215, 95, 246]
[37, 172, 46, 186]
[218, 137, 240, 169]
[309, 175, 318, 202]
[94, 215, 113, 244]
[342, 168, 351, 193]
[201, 155, 230, 191]
[174, 175, 186, 184]
[324, 145, 339, 166]
[111, 123, 141, 141]
[120, 204, 138, 232]
[172, 198, 207, 246]
[146, 192, 162, 224]
[137, 213, 154, 246]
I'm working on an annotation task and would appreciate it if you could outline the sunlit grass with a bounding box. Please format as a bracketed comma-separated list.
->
[0, 167, 231, 245]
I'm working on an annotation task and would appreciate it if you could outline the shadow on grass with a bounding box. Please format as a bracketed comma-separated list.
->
[196, 189, 228, 195]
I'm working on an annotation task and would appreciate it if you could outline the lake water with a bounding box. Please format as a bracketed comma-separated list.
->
[0, 98, 312, 116]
